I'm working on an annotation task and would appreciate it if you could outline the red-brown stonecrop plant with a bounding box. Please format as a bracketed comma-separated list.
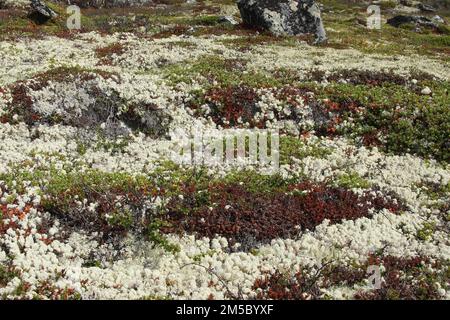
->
[161, 182, 404, 250]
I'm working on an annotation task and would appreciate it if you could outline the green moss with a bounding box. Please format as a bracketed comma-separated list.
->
[108, 208, 134, 229]
[162, 55, 281, 88]
[191, 15, 221, 26]
[94, 137, 131, 155]
[76, 141, 88, 156]
[192, 250, 217, 262]
[445, 212, 450, 223]
[336, 171, 371, 189]
[219, 34, 302, 50]
[147, 219, 180, 254]
[44, 170, 146, 198]
[279, 136, 333, 165]
[82, 260, 103, 268]
[222, 170, 296, 194]
[386, 288, 401, 300]
[416, 222, 436, 241]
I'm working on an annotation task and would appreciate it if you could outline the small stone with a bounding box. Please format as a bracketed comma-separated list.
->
[421, 87, 431, 95]
[437, 288, 446, 296]
[432, 15, 445, 24]
[218, 15, 238, 26]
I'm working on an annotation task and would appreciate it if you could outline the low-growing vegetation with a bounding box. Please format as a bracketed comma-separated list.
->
[0, 0, 448, 300]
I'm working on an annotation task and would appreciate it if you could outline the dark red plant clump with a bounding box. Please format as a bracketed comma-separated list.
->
[95, 43, 127, 65]
[315, 98, 364, 137]
[43, 184, 159, 241]
[321, 265, 368, 288]
[2, 82, 38, 124]
[253, 270, 322, 300]
[361, 130, 383, 147]
[324, 70, 408, 86]
[252, 255, 448, 300]
[161, 182, 404, 250]
[199, 86, 262, 128]
[0, 186, 54, 243]
[27, 67, 117, 91]
[195, 85, 322, 133]
[0, 204, 21, 236]
[355, 255, 448, 300]
[306, 69, 434, 87]
[273, 86, 311, 105]
[2, 68, 121, 126]
[32, 280, 81, 300]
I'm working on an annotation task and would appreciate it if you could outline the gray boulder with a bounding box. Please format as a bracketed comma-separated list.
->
[237, 0, 327, 43]
[29, 0, 58, 24]
[32, 0, 57, 17]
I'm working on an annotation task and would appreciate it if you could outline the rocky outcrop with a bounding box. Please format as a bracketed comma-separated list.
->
[399, 0, 436, 12]
[237, 0, 327, 43]
[387, 15, 438, 29]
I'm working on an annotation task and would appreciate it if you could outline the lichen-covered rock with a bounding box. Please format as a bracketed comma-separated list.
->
[387, 15, 438, 29]
[31, 0, 57, 18]
[237, 0, 327, 43]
